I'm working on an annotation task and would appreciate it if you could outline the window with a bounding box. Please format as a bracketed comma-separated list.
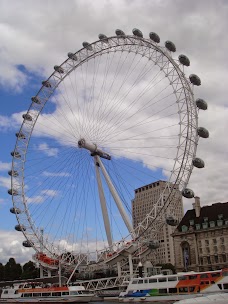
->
[189, 275, 197, 280]
[42, 293, 51, 297]
[52, 292, 61, 297]
[33, 293, 41, 297]
[196, 224, 201, 230]
[223, 284, 228, 290]
[213, 239, 217, 244]
[211, 272, 220, 278]
[207, 256, 211, 264]
[214, 256, 219, 263]
[3, 291, 8, 294]
[217, 284, 222, 290]
[138, 279, 143, 284]
[178, 276, 187, 281]
[189, 286, 195, 292]
[223, 271, 228, 276]
[200, 273, 209, 278]
[169, 288, 177, 293]
[179, 287, 188, 293]
[168, 277, 177, 281]
[222, 254, 226, 262]
[132, 280, 138, 284]
[181, 225, 188, 232]
[70, 291, 79, 295]
[205, 240, 209, 246]
[158, 289, 167, 294]
[23, 293, 33, 298]
[62, 292, 69, 296]
[149, 279, 157, 283]
[158, 278, 167, 282]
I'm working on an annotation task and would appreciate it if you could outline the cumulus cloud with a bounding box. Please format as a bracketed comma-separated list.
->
[0, 161, 11, 171]
[0, 176, 11, 189]
[0, 230, 34, 264]
[37, 143, 58, 157]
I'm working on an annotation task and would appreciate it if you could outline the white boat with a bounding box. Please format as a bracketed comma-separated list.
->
[119, 268, 228, 302]
[173, 293, 228, 304]
[0, 281, 94, 303]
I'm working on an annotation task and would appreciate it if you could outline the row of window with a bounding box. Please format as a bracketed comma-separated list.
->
[132, 272, 226, 284]
[21, 291, 82, 297]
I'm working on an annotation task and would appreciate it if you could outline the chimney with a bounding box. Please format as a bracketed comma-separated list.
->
[192, 196, 201, 217]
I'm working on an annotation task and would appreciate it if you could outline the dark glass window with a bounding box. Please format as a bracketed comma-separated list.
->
[52, 292, 61, 297]
[33, 293, 41, 297]
[62, 292, 69, 296]
[42, 293, 51, 297]
[149, 279, 157, 283]
[179, 287, 188, 293]
[23, 293, 32, 298]
[223, 271, 228, 276]
[223, 283, 228, 289]
[200, 273, 209, 278]
[189, 287, 195, 292]
[168, 277, 177, 281]
[158, 289, 167, 294]
[217, 284, 222, 290]
[189, 275, 197, 280]
[132, 280, 138, 284]
[169, 288, 177, 293]
[211, 272, 220, 277]
[158, 277, 167, 282]
[138, 279, 143, 284]
[178, 276, 187, 281]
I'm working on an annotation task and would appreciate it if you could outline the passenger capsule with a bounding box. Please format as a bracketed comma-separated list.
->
[10, 207, 21, 214]
[189, 74, 201, 86]
[22, 113, 32, 121]
[23, 240, 33, 247]
[82, 42, 93, 51]
[42, 80, 51, 88]
[148, 240, 159, 249]
[16, 132, 26, 139]
[15, 224, 26, 232]
[8, 189, 18, 196]
[197, 127, 209, 138]
[115, 29, 125, 36]
[182, 188, 194, 199]
[165, 41, 176, 52]
[149, 32, 160, 43]
[31, 96, 41, 104]
[54, 65, 64, 74]
[132, 28, 143, 38]
[11, 151, 21, 158]
[196, 98, 208, 110]
[179, 54, 190, 66]
[98, 34, 108, 42]
[166, 216, 179, 226]
[8, 170, 19, 177]
[192, 157, 205, 168]
[68, 52, 77, 60]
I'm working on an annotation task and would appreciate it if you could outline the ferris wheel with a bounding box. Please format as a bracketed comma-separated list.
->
[9, 28, 208, 272]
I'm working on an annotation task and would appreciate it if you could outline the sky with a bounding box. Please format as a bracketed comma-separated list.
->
[0, 0, 228, 265]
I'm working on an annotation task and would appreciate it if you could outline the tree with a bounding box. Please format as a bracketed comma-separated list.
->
[22, 261, 39, 279]
[0, 263, 5, 281]
[4, 258, 22, 281]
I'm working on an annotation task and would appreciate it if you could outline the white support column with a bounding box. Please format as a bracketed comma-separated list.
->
[117, 261, 121, 277]
[96, 156, 133, 234]
[40, 265, 44, 278]
[128, 254, 133, 278]
[94, 157, 113, 247]
[47, 269, 51, 277]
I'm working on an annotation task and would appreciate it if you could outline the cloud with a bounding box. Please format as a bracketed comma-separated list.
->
[0, 230, 34, 264]
[42, 171, 70, 177]
[41, 189, 59, 197]
[0, 176, 11, 189]
[37, 143, 58, 157]
[0, 161, 11, 171]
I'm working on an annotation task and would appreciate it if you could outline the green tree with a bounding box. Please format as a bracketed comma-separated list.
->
[22, 261, 39, 279]
[0, 263, 5, 281]
[4, 258, 22, 281]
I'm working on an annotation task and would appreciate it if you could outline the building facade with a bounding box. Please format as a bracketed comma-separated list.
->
[132, 180, 183, 265]
[172, 198, 228, 272]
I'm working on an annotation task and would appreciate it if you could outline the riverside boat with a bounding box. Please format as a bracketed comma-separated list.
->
[119, 268, 228, 302]
[0, 282, 94, 303]
[173, 293, 228, 304]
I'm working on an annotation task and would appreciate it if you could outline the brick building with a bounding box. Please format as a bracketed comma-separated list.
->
[172, 198, 228, 272]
